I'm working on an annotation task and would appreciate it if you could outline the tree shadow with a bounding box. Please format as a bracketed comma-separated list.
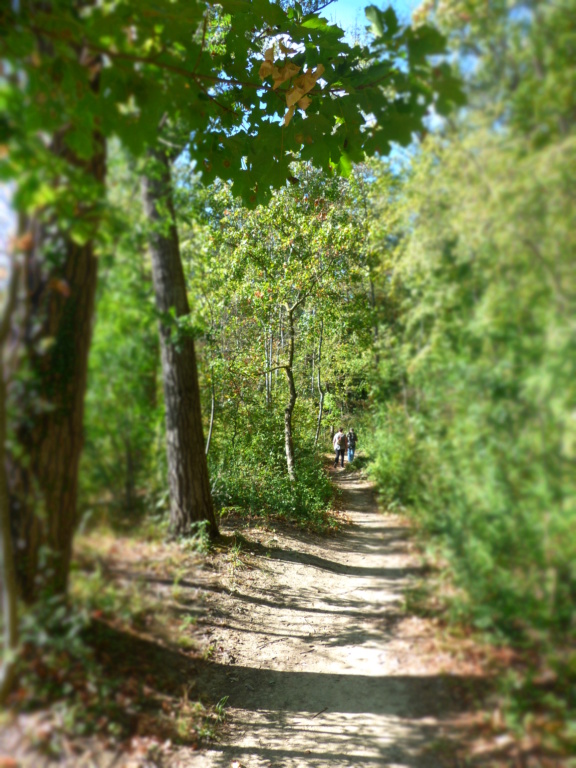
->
[195, 661, 485, 767]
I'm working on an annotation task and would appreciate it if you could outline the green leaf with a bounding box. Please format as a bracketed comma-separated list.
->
[365, 5, 399, 39]
[407, 25, 447, 63]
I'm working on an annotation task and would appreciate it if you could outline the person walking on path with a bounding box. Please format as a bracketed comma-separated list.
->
[347, 428, 357, 463]
[333, 427, 347, 468]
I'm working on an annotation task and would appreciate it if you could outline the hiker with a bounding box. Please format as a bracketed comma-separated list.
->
[347, 428, 357, 463]
[333, 427, 347, 468]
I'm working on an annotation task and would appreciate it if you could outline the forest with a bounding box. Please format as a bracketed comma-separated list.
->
[0, 0, 574, 766]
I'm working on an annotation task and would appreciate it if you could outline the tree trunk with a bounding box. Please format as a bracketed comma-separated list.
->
[370, 277, 380, 366]
[205, 374, 215, 457]
[141, 148, 218, 538]
[0, 266, 20, 704]
[283, 303, 301, 483]
[7, 47, 106, 604]
[124, 433, 136, 511]
[311, 348, 315, 397]
[9, 234, 102, 601]
[314, 319, 325, 447]
[265, 326, 271, 406]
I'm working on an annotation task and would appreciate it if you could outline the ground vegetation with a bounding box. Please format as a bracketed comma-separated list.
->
[369, 0, 576, 758]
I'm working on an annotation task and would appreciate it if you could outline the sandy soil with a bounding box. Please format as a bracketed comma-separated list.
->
[172, 470, 482, 768]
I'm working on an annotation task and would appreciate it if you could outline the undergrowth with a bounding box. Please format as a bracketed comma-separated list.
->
[5, 533, 225, 762]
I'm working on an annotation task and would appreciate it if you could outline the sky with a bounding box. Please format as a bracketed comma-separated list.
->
[0, 185, 15, 291]
[320, 0, 420, 31]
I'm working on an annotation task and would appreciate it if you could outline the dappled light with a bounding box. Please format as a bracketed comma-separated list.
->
[0, 0, 574, 765]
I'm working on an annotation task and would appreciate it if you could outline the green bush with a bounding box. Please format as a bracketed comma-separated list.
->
[368, 404, 421, 509]
[370, 121, 576, 754]
[208, 401, 335, 530]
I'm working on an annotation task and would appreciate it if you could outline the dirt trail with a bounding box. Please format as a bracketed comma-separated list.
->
[178, 471, 477, 768]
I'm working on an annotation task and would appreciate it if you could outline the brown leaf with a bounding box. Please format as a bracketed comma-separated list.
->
[272, 62, 301, 89]
[294, 64, 325, 95]
[286, 86, 305, 108]
[282, 106, 296, 126]
[259, 60, 275, 79]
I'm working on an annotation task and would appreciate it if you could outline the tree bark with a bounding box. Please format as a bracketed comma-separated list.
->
[6, 43, 106, 603]
[205, 374, 215, 457]
[314, 319, 325, 447]
[283, 301, 302, 483]
[141, 148, 218, 538]
[265, 325, 271, 406]
[9, 231, 102, 601]
[0, 265, 20, 704]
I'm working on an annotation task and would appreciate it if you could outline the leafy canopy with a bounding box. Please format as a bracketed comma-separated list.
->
[0, 0, 464, 206]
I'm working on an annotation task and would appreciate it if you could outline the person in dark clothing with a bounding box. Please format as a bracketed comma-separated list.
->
[347, 428, 357, 463]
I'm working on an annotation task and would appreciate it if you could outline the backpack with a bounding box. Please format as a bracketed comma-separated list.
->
[336, 433, 345, 447]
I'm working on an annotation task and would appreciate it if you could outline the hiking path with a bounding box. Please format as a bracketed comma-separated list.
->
[174, 469, 478, 768]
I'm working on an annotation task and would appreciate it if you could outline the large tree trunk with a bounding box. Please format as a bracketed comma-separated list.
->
[9, 232, 103, 601]
[7, 42, 106, 603]
[141, 149, 218, 538]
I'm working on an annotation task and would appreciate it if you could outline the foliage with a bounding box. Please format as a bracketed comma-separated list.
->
[211, 400, 336, 530]
[80, 148, 163, 522]
[371, 0, 576, 755]
[0, 0, 464, 604]
[175, 164, 375, 527]
[369, 403, 420, 509]
[0, 1, 463, 209]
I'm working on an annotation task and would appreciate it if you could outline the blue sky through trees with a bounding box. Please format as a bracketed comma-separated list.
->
[321, 0, 420, 31]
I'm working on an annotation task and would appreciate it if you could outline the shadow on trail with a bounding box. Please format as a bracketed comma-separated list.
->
[197, 661, 481, 767]
[251, 544, 426, 580]
[200, 661, 477, 717]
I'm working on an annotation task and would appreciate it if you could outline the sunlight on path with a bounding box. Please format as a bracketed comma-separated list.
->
[178, 474, 466, 768]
